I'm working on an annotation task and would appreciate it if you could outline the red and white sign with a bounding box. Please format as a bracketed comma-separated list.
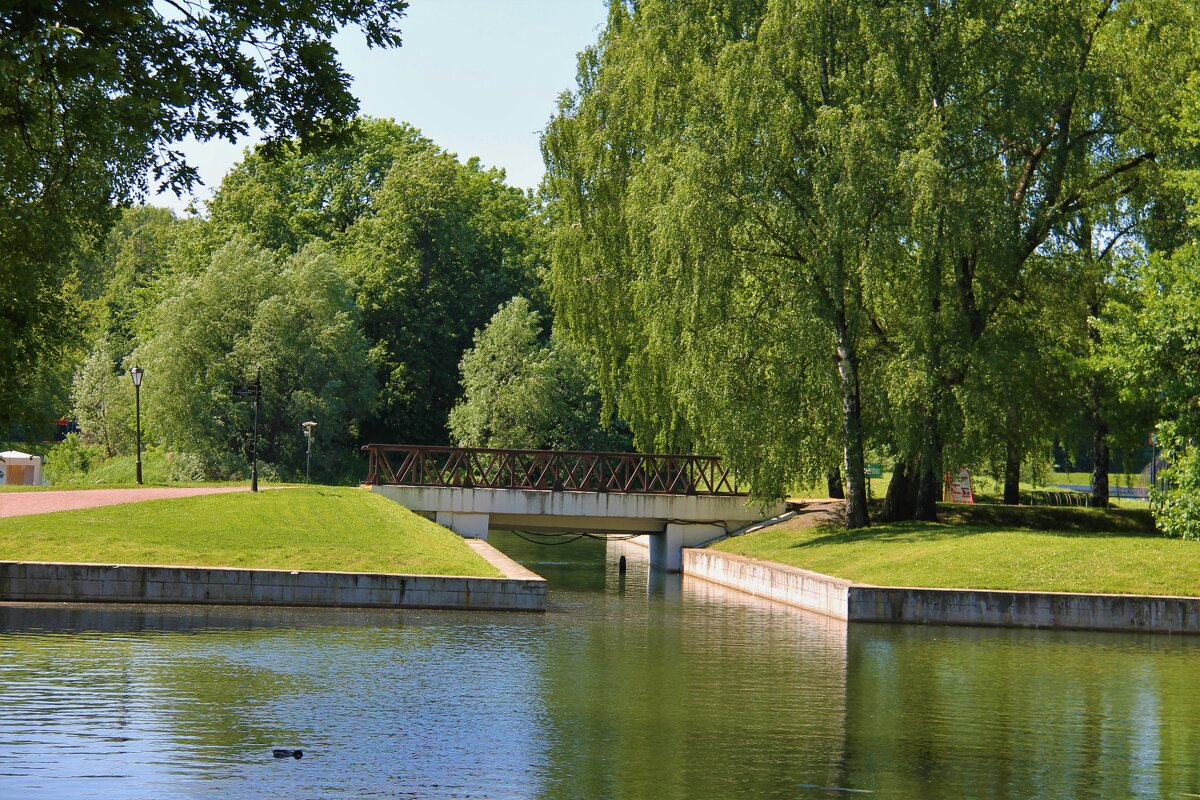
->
[944, 467, 974, 504]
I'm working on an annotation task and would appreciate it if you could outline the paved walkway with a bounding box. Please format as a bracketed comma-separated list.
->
[0, 486, 249, 518]
[783, 498, 845, 527]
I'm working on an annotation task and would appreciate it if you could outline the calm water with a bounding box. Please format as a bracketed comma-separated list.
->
[1, 534, 1199, 799]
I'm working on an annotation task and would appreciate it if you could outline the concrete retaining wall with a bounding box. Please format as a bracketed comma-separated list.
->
[849, 586, 1200, 633]
[683, 547, 1200, 634]
[0, 552, 546, 612]
[682, 549, 851, 620]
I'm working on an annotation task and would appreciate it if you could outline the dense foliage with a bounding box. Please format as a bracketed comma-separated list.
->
[543, 0, 1200, 528]
[10, 0, 1200, 538]
[449, 297, 631, 451]
[0, 0, 406, 436]
[1103, 247, 1200, 538]
[135, 239, 375, 479]
[50, 120, 552, 481]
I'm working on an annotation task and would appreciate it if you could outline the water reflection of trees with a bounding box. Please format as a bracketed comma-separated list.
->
[844, 624, 1200, 800]
[528, 540, 850, 800]
[9, 568, 1196, 799]
[0, 603, 553, 798]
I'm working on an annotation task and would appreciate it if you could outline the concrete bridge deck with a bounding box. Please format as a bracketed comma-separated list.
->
[372, 484, 782, 572]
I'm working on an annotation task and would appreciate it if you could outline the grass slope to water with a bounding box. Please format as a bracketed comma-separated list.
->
[713, 503, 1200, 597]
[0, 487, 500, 577]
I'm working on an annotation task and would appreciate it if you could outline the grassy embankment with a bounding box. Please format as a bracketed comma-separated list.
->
[0, 486, 499, 577]
[713, 503, 1200, 596]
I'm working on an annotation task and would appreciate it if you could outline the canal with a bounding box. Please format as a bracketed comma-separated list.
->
[1, 533, 1198, 799]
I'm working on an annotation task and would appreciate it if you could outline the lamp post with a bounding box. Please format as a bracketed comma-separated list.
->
[129, 366, 143, 485]
[231, 371, 261, 492]
[1150, 432, 1158, 491]
[302, 421, 317, 483]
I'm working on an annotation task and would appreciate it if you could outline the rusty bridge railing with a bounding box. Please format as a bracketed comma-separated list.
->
[361, 445, 744, 496]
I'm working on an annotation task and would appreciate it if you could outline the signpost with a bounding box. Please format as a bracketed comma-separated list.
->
[864, 463, 883, 503]
[232, 369, 261, 492]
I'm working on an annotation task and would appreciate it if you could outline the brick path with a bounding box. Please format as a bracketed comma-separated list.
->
[0, 486, 249, 518]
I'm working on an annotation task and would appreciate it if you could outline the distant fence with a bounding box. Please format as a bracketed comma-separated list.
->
[1029, 490, 1095, 508]
[1029, 485, 1151, 507]
[362, 445, 744, 496]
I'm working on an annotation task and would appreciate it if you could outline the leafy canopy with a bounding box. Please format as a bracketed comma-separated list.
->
[0, 0, 406, 433]
[449, 297, 631, 452]
[137, 238, 375, 480]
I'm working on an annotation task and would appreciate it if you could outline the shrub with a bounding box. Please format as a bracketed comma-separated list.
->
[43, 433, 104, 484]
[1151, 425, 1200, 540]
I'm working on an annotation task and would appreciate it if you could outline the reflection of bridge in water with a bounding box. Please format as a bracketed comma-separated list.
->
[363, 445, 783, 572]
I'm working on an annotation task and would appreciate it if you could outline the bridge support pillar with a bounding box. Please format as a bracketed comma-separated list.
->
[434, 511, 490, 540]
[650, 522, 726, 573]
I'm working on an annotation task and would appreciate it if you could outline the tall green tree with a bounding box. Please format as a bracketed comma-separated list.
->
[137, 238, 374, 479]
[69, 337, 134, 459]
[545, 0, 1197, 524]
[544, 0, 910, 525]
[338, 145, 541, 444]
[877, 0, 1197, 514]
[0, 0, 407, 432]
[449, 297, 631, 451]
[1053, 213, 1157, 508]
[1104, 245, 1200, 537]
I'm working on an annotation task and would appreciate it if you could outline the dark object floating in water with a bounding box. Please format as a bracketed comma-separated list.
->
[272, 749, 304, 759]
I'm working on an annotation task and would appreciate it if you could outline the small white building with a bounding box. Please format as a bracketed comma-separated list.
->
[0, 450, 43, 486]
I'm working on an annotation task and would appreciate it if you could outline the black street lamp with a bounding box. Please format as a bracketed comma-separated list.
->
[129, 366, 143, 485]
[231, 370, 261, 492]
[302, 421, 317, 483]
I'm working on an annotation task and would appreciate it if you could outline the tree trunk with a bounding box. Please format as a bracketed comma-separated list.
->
[834, 328, 869, 529]
[1087, 295, 1110, 509]
[914, 414, 941, 521]
[881, 458, 918, 521]
[1091, 416, 1110, 508]
[1003, 404, 1022, 505]
[914, 237, 943, 523]
[826, 469, 845, 499]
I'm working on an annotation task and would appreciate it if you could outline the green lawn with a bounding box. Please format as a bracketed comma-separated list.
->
[0, 487, 500, 577]
[712, 503, 1200, 597]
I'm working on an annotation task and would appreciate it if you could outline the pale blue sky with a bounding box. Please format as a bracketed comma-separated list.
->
[156, 0, 609, 212]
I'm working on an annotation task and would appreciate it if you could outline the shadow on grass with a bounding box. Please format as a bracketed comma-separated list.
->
[788, 502, 1158, 551]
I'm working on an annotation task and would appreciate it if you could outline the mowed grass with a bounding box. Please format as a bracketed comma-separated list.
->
[0, 487, 500, 577]
[713, 503, 1200, 597]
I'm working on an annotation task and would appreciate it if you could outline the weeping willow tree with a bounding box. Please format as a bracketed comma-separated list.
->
[545, 0, 1198, 527]
[543, 0, 904, 527]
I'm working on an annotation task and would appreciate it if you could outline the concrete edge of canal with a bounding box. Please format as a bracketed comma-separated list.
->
[0, 542, 547, 612]
[683, 548, 1200, 634]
